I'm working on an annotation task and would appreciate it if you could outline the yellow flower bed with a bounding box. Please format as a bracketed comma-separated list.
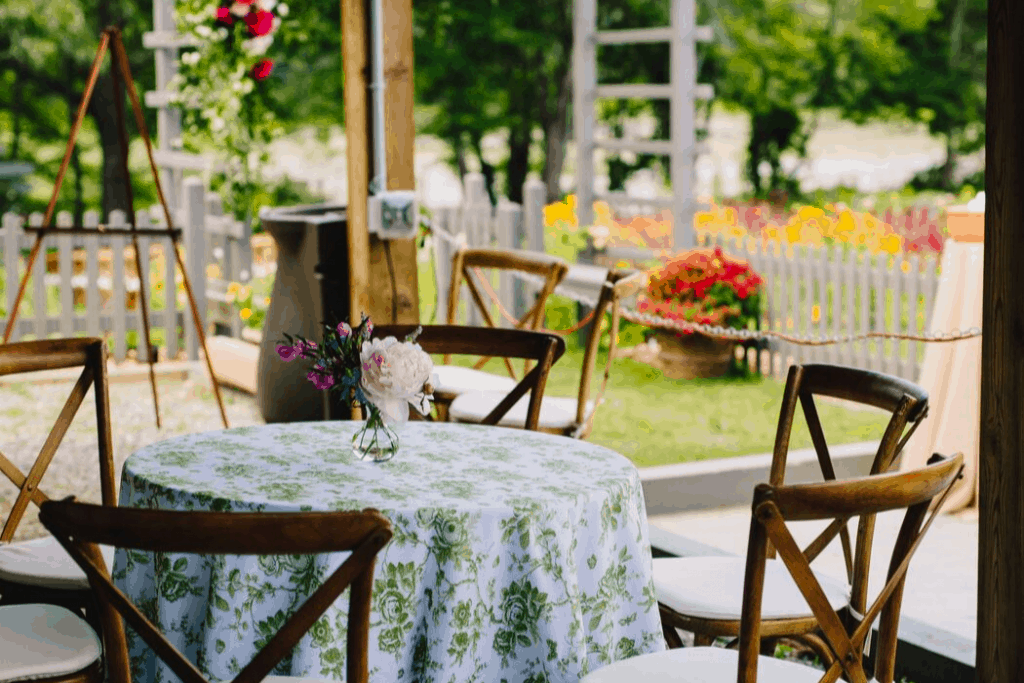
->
[694, 203, 904, 256]
[545, 196, 907, 257]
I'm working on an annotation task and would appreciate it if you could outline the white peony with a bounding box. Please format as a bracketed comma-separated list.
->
[360, 337, 435, 425]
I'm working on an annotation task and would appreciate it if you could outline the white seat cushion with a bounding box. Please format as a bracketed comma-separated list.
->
[449, 390, 595, 430]
[654, 556, 850, 621]
[581, 645, 843, 682]
[432, 365, 518, 396]
[0, 604, 101, 683]
[0, 536, 116, 591]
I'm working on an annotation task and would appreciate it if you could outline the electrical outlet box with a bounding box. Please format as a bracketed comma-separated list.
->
[368, 190, 418, 240]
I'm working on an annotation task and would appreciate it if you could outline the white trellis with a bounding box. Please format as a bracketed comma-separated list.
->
[573, 0, 714, 250]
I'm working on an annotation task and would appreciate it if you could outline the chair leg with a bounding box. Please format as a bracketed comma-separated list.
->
[662, 622, 685, 649]
[693, 632, 716, 647]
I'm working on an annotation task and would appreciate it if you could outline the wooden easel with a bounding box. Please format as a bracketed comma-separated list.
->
[2, 26, 228, 429]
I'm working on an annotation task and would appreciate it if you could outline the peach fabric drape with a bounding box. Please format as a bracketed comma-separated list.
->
[900, 239, 982, 512]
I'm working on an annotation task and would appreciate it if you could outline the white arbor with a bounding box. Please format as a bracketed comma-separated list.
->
[573, 0, 713, 250]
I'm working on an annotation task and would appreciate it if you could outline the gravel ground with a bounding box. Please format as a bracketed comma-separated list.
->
[0, 370, 264, 541]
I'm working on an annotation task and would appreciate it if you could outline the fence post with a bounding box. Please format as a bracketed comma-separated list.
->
[56, 211, 74, 338]
[432, 206, 455, 323]
[517, 177, 547, 320]
[84, 211, 101, 340]
[3, 213, 21, 340]
[182, 177, 207, 361]
[109, 210, 128, 362]
[29, 212, 47, 340]
[462, 173, 489, 325]
[496, 200, 521, 327]
[134, 210, 153, 362]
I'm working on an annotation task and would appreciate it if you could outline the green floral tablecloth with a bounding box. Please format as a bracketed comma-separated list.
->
[115, 421, 663, 683]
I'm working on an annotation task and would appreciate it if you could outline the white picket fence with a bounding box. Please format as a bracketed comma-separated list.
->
[698, 233, 943, 382]
[0, 177, 250, 363]
[428, 173, 546, 326]
[429, 174, 943, 383]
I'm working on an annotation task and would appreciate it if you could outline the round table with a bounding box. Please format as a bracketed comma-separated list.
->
[114, 422, 664, 683]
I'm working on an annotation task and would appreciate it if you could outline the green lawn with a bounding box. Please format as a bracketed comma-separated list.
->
[439, 341, 890, 468]
[419, 249, 891, 467]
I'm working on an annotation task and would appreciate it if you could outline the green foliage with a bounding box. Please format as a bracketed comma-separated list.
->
[0, 0, 158, 218]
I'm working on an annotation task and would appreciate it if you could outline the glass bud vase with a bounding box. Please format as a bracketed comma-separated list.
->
[351, 403, 399, 462]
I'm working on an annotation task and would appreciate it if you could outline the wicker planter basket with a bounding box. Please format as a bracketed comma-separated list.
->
[655, 331, 734, 379]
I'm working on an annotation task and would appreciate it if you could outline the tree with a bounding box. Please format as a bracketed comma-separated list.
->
[0, 0, 158, 219]
[414, 0, 574, 204]
[835, 0, 986, 190]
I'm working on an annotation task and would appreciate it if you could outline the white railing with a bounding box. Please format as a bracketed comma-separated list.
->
[0, 177, 250, 362]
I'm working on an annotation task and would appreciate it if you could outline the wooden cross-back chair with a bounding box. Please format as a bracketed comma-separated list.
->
[582, 453, 965, 683]
[38, 499, 393, 683]
[655, 363, 930, 660]
[447, 268, 646, 438]
[371, 325, 565, 431]
[0, 338, 117, 616]
[431, 248, 568, 418]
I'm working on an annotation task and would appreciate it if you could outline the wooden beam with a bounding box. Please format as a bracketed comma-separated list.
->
[978, 0, 1024, 679]
[341, 0, 373, 326]
[367, 0, 419, 324]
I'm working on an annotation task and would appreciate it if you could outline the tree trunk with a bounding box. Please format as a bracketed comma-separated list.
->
[89, 73, 132, 221]
[470, 134, 497, 206]
[542, 67, 573, 203]
[506, 123, 531, 205]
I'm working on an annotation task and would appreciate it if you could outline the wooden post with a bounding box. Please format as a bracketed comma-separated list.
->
[978, 0, 1024, 677]
[341, 0, 372, 326]
[365, 0, 420, 324]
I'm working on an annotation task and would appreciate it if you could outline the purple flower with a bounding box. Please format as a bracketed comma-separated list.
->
[365, 320, 374, 337]
[297, 340, 317, 357]
[277, 344, 300, 362]
[307, 370, 335, 391]
[337, 321, 352, 338]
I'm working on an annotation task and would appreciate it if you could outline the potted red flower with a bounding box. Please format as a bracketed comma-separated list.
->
[638, 246, 764, 378]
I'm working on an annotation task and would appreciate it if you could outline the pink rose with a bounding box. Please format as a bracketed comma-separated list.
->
[251, 59, 274, 81]
[216, 6, 233, 23]
[276, 344, 300, 362]
[245, 9, 275, 36]
[307, 370, 335, 391]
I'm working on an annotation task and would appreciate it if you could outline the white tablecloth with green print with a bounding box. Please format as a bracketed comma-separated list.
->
[114, 421, 663, 683]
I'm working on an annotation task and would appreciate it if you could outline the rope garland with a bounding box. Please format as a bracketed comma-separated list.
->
[426, 220, 983, 346]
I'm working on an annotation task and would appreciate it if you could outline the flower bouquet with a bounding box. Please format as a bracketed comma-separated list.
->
[277, 316, 436, 461]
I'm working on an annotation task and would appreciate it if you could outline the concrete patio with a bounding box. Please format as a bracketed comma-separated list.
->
[650, 503, 979, 643]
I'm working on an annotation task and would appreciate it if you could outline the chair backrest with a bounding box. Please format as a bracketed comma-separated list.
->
[768, 363, 929, 614]
[445, 247, 569, 379]
[39, 499, 393, 683]
[572, 269, 648, 434]
[735, 452, 963, 683]
[0, 337, 115, 542]
[372, 325, 566, 430]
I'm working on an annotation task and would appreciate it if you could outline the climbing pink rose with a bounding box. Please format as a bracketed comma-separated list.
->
[216, 7, 233, 23]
